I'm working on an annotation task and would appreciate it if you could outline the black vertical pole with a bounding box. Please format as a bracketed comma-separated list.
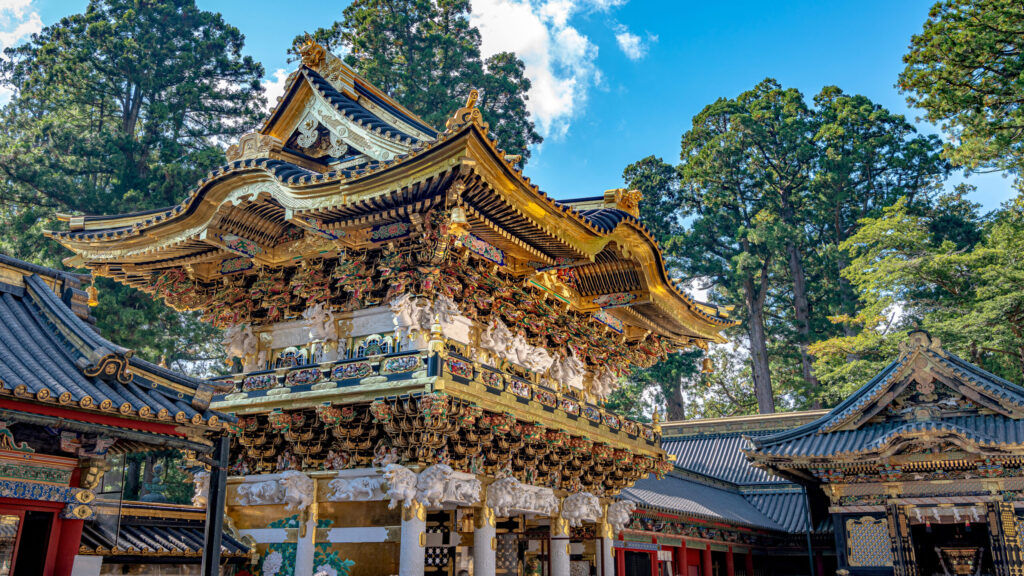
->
[202, 435, 230, 576]
[803, 486, 816, 576]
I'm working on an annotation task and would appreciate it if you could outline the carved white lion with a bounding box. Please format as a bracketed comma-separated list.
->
[507, 332, 534, 367]
[236, 479, 280, 506]
[528, 489, 559, 516]
[432, 296, 460, 327]
[525, 345, 555, 374]
[191, 470, 209, 508]
[416, 464, 454, 508]
[279, 470, 315, 512]
[562, 492, 601, 527]
[607, 500, 636, 534]
[383, 463, 418, 509]
[223, 323, 256, 362]
[327, 475, 383, 502]
[303, 303, 337, 343]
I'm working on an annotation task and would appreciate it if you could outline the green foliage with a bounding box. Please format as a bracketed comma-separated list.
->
[811, 189, 1024, 399]
[900, 0, 1024, 175]
[304, 0, 542, 162]
[626, 80, 948, 415]
[0, 0, 264, 371]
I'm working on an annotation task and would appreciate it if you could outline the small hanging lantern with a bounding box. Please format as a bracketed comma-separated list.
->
[701, 356, 714, 374]
[86, 281, 99, 307]
[449, 205, 470, 237]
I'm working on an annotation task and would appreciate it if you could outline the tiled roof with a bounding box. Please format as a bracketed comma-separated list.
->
[743, 491, 809, 533]
[81, 508, 248, 559]
[662, 433, 784, 486]
[0, 258, 229, 429]
[622, 474, 782, 531]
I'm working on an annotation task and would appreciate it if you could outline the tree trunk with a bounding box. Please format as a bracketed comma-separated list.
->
[665, 380, 686, 421]
[785, 239, 820, 406]
[744, 273, 775, 414]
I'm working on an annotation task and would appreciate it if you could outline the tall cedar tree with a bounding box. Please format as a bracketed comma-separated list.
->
[626, 82, 946, 415]
[900, 0, 1024, 176]
[0, 0, 265, 371]
[305, 0, 542, 162]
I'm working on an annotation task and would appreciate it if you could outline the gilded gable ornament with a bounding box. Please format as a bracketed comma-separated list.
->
[225, 133, 283, 162]
[445, 90, 489, 133]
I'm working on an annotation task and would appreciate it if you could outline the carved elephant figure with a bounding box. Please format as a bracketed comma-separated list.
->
[383, 463, 418, 509]
[528, 488, 559, 516]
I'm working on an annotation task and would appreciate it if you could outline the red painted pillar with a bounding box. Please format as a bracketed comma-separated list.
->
[651, 551, 659, 576]
[814, 551, 824, 576]
[675, 546, 686, 576]
[616, 548, 626, 576]
[745, 551, 754, 576]
[725, 546, 735, 576]
[702, 545, 712, 576]
[52, 467, 85, 576]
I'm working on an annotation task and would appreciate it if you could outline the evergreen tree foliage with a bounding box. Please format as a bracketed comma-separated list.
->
[0, 0, 265, 371]
[900, 0, 1024, 175]
[304, 0, 542, 162]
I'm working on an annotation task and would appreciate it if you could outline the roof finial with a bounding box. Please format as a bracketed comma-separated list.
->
[298, 34, 327, 69]
[445, 89, 489, 133]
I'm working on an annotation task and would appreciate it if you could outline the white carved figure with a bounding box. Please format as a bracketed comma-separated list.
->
[432, 296, 460, 326]
[562, 492, 602, 527]
[236, 479, 281, 506]
[591, 369, 619, 399]
[383, 463, 418, 509]
[507, 332, 534, 367]
[550, 350, 586, 388]
[525, 345, 555, 374]
[390, 294, 432, 337]
[191, 470, 209, 508]
[486, 476, 558, 517]
[416, 464, 454, 507]
[262, 550, 283, 576]
[444, 475, 482, 505]
[478, 319, 513, 360]
[303, 303, 337, 343]
[279, 470, 315, 512]
[223, 323, 257, 363]
[607, 500, 636, 534]
[528, 489, 559, 516]
[327, 475, 383, 501]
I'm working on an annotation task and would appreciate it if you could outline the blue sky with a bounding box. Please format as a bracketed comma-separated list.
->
[8, 0, 1017, 211]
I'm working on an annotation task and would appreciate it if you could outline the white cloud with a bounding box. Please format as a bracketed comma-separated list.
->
[262, 68, 290, 112]
[613, 23, 655, 61]
[0, 0, 41, 105]
[472, 0, 631, 140]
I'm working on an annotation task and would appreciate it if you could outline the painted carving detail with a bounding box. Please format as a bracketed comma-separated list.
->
[223, 323, 257, 366]
[303, 303, 338, 343]
[192, 470, 210, 508]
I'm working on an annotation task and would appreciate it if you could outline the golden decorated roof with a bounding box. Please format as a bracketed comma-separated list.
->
[48, 43, 735, 348]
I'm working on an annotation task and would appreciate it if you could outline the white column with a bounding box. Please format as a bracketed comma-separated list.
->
[596, 536, 615, 576]
[400, 500, 427, 576]
[474, 506, 497, 576]
[550, 515, 571, 576]
[295, 502, 317, 576]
